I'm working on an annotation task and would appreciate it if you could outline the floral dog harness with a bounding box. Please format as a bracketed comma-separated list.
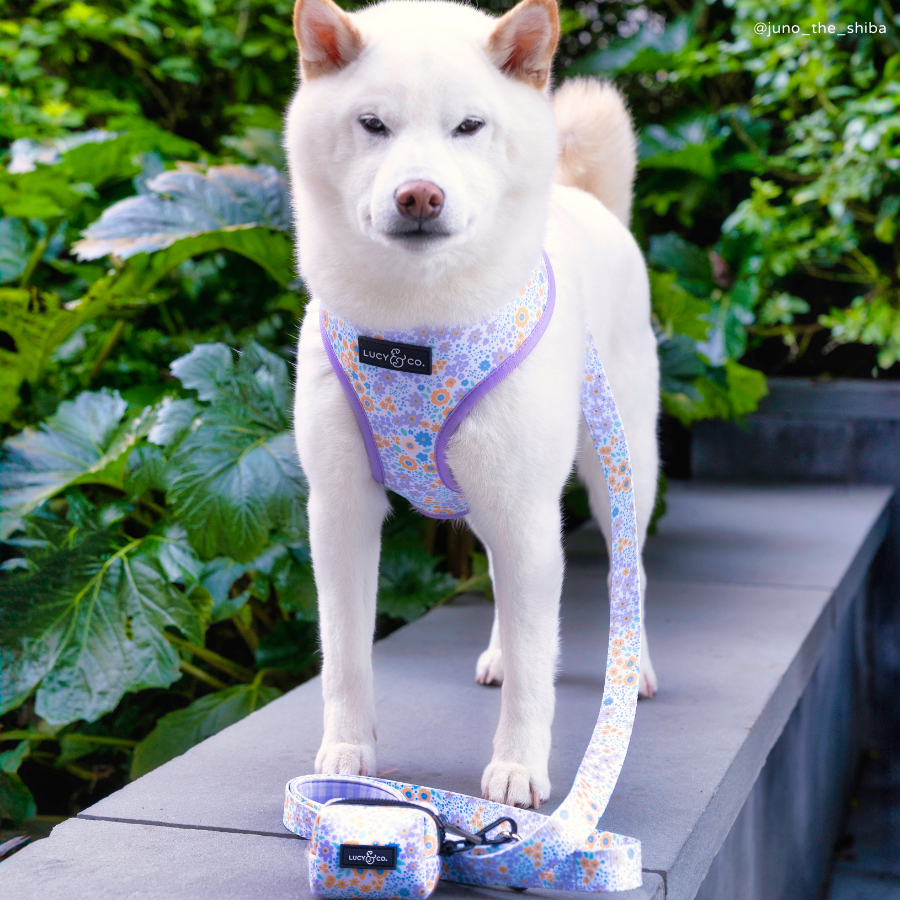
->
[288, 251, 644, 896]
[319, 253, 555, 518]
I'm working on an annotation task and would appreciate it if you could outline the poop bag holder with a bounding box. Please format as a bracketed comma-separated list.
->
[307, 796, 519, 899]
[287, 322, 644, 897]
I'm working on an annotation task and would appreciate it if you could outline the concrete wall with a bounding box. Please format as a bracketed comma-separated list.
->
[691, 377, 900, 747]
[695, 580, 868, 900]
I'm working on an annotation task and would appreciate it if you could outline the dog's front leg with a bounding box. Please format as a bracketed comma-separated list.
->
[295, 309, 391, 777]
[469, 497, 563, 808]
[308, 475, 388, 777]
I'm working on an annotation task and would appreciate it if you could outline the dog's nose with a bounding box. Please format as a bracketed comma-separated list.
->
[395, 181, 444, 220]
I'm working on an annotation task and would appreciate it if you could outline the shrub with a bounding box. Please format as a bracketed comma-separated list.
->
[1, 0, 897, 824]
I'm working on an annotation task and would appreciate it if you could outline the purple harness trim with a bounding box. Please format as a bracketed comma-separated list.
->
[433, 251, 556, 492]
[319, 314, 386, 485]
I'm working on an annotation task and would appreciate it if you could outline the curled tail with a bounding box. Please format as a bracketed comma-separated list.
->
[553, 78, 637, 228]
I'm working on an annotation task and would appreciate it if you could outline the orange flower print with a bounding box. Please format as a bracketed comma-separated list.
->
[431, 388, 450, 405]
[516, 306, 529, 327]
[361, 395, 375, 411]
[399, 455, 418, 471]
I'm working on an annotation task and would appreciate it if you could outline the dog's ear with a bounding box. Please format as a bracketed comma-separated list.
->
[293, 0, 363, 79]
[487, 0, 559, 90]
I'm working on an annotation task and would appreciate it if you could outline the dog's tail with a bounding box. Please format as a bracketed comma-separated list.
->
[552, 78, 637, 228]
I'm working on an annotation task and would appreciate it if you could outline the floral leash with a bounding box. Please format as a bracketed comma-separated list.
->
[285, 320, 643, 893]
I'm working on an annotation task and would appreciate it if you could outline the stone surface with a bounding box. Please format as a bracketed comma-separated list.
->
[570, 483, 891, 592]
[690, 377, 900, 749]
[1, 485, 892, 899]
[0, 818, 664, 900]
[694, 578, 869, 900]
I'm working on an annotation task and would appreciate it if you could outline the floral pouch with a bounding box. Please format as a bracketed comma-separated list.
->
[308, 796, 521, 899]
[308, 799, 443, 899]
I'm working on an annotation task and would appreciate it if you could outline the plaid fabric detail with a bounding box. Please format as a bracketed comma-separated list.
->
[294, 776, 401, 803]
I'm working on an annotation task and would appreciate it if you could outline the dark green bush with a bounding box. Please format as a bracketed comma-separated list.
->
[1, 0, 897, 824]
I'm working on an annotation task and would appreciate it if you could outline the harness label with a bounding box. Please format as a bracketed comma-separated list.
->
[339, 844, 398, 870]
[358, 336, 432, 374]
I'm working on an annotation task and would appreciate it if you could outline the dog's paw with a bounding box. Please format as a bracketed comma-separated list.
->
[475, 647, 504, 685]
[315, 741, 376, 777]
[638, 656, 658, 699]
[481, 761, 550, 809]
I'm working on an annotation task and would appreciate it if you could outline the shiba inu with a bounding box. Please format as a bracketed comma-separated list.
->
[286, 0, 659, 809]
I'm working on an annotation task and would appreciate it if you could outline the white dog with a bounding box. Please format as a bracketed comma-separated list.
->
[286, 0, 659, 810]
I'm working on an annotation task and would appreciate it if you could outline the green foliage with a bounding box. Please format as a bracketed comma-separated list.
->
[589, 0, 900, 392]
[1, 0, 296, 145]
[0, 740, 36, 825]
[0, 523, 203, 725]
[153, 342, 307, 562]
[2, 0, 897, 828]
[1, 389, 143, 523]
[377, 548, 458, 622]
[130, 678, 281, 778]
[73, 164, 292, 260]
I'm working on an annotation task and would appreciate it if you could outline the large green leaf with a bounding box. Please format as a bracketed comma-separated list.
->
[0, 218, 30, 284]
[657, 334, 706, 396]
[130, 681, 281, 778]
[157, 342, 307, 562]
[662, 360, 768, 426]
[167, 428, 305, 562]
[169, 341, 291, 429]
[73, 164, 291, 260]
[0, 741, 36, 824]
[0, 528, 203, 724]
[647, 234, 715, 298]
[377, 548, 456, 622]
[0, 389, 144, 521]
[6, 130, 119, 175]
[255, 620, 318, 673]
[0, 129, 199, 218]
[650, 271, 712, 342]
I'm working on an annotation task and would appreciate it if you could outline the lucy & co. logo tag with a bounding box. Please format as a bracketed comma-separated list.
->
[338, 844, 398, 870]
[358, 336, 432, 375]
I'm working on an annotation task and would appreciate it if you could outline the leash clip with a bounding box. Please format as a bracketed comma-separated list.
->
[440, 815, 520, 855]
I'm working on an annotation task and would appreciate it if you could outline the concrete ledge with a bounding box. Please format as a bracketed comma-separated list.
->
[0, 484, 891, 900]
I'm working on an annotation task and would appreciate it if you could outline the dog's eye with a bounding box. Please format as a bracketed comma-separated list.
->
[359, 115, 388, 135]
[454, 117, 484, 136]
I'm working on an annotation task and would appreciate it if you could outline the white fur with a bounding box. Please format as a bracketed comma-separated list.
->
[287, 0, 659, 809]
